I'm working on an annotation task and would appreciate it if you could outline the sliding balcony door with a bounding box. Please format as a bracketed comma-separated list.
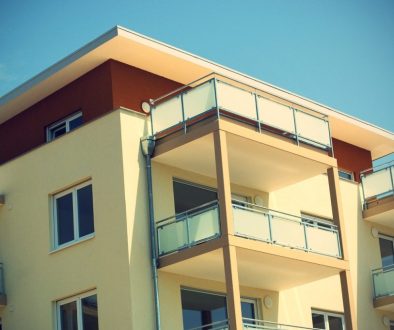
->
[379, 235, 394, 267]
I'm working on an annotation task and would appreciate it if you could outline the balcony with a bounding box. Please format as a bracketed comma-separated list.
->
[233, 202, 341, 259]
[372, 265, 394, 311]
[188, 319, 320, 330]
[0, 263, 6, 306]
[157, 201, 220, 256]
[150, 76, 332, 153]
[361, 161, 394, 228]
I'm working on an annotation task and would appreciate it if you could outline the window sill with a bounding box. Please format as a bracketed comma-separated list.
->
[49, 234, 95, 255]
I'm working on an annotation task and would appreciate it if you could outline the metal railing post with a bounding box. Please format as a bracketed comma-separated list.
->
[292, 107, 299, 146]
[326, 118, 334, 157]
[185, 214, 191, 247]
[389, 166, 394, 193]
[254, 93, 261, 133]
[180, 93, 187, 134]
[267, 213, 273, 243]
[213, 78, 220, 120]
[303, 222, 309, 251]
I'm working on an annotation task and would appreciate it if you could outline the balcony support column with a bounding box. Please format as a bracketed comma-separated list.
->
[327, 167, 356, 330]
[214, 130, 243, 329]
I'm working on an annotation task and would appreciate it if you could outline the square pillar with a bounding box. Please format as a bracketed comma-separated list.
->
[327, 167, 356, 330]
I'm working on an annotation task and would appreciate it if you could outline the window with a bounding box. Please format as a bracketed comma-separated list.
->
[181, 288, 258, 329]
[379, 234, 394, 267]
[47, 112, 83, 141]
[390, 321, 394, 330]
[53, 182, 94, 248]
[311, 310, 344, 330]
[338, 169, 354, 181]
[57, 292, 98, 330]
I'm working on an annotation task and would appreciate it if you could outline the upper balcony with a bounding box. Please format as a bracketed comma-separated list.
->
[372, 265, 394, 312]
[0, 263, 6, 306]
[361, 161, 394, 228]
[150, 75, 332, 154]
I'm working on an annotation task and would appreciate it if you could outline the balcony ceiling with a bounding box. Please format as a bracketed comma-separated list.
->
[153, 131, 331, 192]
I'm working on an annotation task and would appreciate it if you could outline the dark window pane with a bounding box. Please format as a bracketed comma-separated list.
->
[60, 301, 78, 330]
[312, 313, 326, 329]
[82, 294, 99, 330]
[56, 194, 74, 245]
[173, 181, 217, 214]
[328, 315, 343, 330]
[51, 123, 67, 140]
[242, 301, 256, 324]
[379, 238, 394, 267]
[78, 185, 94, 237]
[181, 290, 227, 329]
[69, 115, 83, 131]
[390, 323, 394, 330]
[339, 171, 353, 180]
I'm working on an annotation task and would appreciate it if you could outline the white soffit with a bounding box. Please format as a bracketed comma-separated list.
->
[0, 26, 392, 159]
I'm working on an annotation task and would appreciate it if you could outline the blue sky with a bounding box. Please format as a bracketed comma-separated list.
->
[0, 0, 393, 137]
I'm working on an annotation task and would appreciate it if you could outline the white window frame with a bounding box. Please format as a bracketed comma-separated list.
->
[52, 181, 94, 250]
[46, 111, 82, 142]
[338, 169, 354, 181]
[311, 310, 345, 330]
[56, 290, 97, 330]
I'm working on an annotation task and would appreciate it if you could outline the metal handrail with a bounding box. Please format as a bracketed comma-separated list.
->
[372, 264, 394, 274]
[243, 318, 321, 330]
[360, 159, 394, 176]
[156, 200, 218, 226]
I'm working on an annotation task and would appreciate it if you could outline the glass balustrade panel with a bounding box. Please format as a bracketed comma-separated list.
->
[152, 96, 183, 134]
[216, 81, 257, 120]
[295, 111, 331, 147]
[305, 226, 340, 257]
[188, 207, 220, 244]
[233, 207, 271, 242]
[362, 168, 393, 200]
[271, 216, 306, 249]
[373, 268, 394, 298]
[183, 81, 216, 120]
[258, 97, 295, 134]
[157, 220, 188, 255]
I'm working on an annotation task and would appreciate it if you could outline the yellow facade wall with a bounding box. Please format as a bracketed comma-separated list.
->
[0, 109, 154, 330]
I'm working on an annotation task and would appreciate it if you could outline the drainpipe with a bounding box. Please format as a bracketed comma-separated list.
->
[140, 136, 161, 330]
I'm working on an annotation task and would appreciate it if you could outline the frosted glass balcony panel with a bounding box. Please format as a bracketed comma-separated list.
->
[157, 220, 188, 255]
[152, 96, 183, 134]
[217, 81, 257, 120]
[373, 266, 394, 298]
[306, 226, 341, 257]
[271, 216, 306, 249]
[233, 207, 271, 241]
[295, 110, 331, 147]
[183, 81, 216, 120]
[258, 97, 295, 134]
[188, 207, 220, 244]
[362, 167, 393, 200]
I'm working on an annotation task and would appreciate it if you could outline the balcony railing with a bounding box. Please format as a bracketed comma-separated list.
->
[360, 161, 394, 209]
[372, 265, 394, 299]
[150, 77, 332, 152]
[233, 201, 342, 258]
[187, 319, 320, 330]
[156, 201, 220, 256]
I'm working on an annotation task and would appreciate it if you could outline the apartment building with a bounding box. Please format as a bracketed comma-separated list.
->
[0, 26, 393, 330]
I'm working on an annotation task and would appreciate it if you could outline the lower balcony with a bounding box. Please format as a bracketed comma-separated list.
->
[187, 319, 319, 330]
[0, 263, 6, 306]
[156, 201, 346, 290]
[372, 265, 394, 311]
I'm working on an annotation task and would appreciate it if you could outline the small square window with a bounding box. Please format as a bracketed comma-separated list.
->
[53, 182, 94, 249]
[47, 112, 83, 142]
[338, 169, 354, 181]
[57, 292, 98, 330]
[311, 310, 345, 330]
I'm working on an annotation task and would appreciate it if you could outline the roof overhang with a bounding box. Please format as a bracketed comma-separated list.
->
[0, 26, 393, 159]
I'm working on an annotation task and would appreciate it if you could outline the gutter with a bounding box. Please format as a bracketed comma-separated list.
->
[140, 136, 161, 330]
